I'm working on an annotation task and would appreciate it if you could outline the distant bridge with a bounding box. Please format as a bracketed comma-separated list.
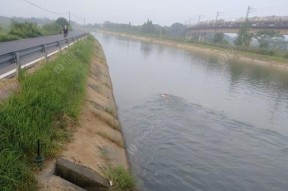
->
[186, 21, 288, 36]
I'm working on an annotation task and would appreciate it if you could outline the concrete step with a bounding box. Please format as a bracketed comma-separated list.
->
[55, 158, 110, 191]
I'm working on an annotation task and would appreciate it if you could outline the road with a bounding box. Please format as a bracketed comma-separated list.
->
[0, 31, 85, 78]
[0, 31, 82, 55]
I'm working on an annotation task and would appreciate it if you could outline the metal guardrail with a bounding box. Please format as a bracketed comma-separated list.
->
[0, 33, 88, 79]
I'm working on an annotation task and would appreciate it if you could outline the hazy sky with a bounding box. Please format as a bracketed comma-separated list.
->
[1, 0, 287, 26]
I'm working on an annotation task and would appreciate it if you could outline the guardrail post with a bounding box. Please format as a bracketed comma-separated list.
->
[15, 52, 21, 78]
[57, 41, 62, 52]
[67, 39, 70, 48]
[43, 44, 48, 62]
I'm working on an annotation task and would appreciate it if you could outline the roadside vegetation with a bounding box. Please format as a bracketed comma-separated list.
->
[0, 17, 71, 42]
[103, 166, 135, 191]
[0, 35, 94, 190]
[90, 19, 288, 62]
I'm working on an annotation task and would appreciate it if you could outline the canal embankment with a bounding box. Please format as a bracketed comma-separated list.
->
[0, 35, 134, 191]
[37, 37, 134, 191]
[99, 30, 288, 70]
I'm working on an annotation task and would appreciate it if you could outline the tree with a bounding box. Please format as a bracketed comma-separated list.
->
[213, 32, 224, 43]
[255, 30, 283, 49]
[142, 19, 155, 34]
[168, 23, 185, 37]
[160, 27, 167, 37]
[42, 23, 62, 35]
[55, 17, 70, 28]
[42, 17, 72, 35]
[9, 21, 42, 38]
[234, 19, 252, 48]
[271, 37, 287, 51]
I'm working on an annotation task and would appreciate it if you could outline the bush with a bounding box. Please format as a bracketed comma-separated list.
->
[103, 166, 135, 191]
[41, 22, 62, 35]
[233, 46, 277, 57]
[0, 33, 20, 42]
[9, 21, 42, 38]
[249, 48, 276, 56]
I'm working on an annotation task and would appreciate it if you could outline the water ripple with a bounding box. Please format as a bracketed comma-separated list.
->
[123, 95, 288, 191]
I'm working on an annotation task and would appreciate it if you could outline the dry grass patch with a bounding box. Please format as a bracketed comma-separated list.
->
[91, 108, 121, 131]
[96, 131, 124, 148]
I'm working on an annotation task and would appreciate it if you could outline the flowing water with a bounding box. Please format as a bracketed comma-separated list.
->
[93, 32, 288, 191]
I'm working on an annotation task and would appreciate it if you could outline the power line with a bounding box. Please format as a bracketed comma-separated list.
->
[194, 5, 286, 24]
[252, 6, 288, 15]
[23, 0, 67, 15]
[23, 0, 85, 25]
[70, 13, 84, 20]
[70, 13, 86, 26]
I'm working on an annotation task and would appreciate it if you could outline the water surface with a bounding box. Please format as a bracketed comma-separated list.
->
[93, 32, 288, 191]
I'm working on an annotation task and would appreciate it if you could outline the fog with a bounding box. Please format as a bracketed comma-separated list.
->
[1, 0, 287, 25]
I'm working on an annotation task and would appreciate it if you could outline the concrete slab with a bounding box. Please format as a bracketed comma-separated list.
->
[55, 158, 110, 191]
[49, 175, 87, 191]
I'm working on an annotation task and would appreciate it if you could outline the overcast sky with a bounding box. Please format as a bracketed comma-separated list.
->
[1, 0, 287, 26]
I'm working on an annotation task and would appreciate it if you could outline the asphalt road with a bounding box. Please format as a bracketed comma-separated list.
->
[0, 31, 83, 55]
[0, 31, 85, 78]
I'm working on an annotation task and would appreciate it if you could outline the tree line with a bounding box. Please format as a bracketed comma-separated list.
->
[94, 19, 288, 58]
[0, 17, 71, 42]
[96, 20, 186, 38]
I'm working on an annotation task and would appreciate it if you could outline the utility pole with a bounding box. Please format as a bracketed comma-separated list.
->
[214, 11, 221, 32]
[84, 18, 86, 26]
[215, 11, 220, 26]
[246, 6, 252, 19]
[198, 15, 203, 24]
[68, 11, 71, 24]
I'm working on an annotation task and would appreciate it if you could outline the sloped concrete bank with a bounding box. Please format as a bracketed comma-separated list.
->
[37, 40, 129, 190]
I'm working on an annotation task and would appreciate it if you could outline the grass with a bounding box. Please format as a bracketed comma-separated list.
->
[89, 83, 103, 93]
[96, 131, 124, 147]
[103, 166, 136, 191]
[104, 106, 117, 117]
[0, 35, 95, 190]
[91, 109, 121, 131]
[103, 81, 112, 88]
[98, 146, 110, 163]
[0, 32, 20, 42]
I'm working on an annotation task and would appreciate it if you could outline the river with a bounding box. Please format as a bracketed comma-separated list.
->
[92, 32, 288, 191]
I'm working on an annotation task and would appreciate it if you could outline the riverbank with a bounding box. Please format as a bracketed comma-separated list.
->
[99, 30, 288, 70]
[0, 35, 133, 190]
[0, 36, 94, 190]
[37, 38, 132, 191]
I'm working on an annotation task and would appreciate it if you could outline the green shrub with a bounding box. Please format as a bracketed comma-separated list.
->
[0, 33, 19, 42]
[283, 52, 288, 59]
[9, 21, 42, 38]
[41, 23, 62, 36]
[103, 166, 135, 191]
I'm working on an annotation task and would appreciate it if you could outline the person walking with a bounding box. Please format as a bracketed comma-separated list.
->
[63, 25, 68, 38]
